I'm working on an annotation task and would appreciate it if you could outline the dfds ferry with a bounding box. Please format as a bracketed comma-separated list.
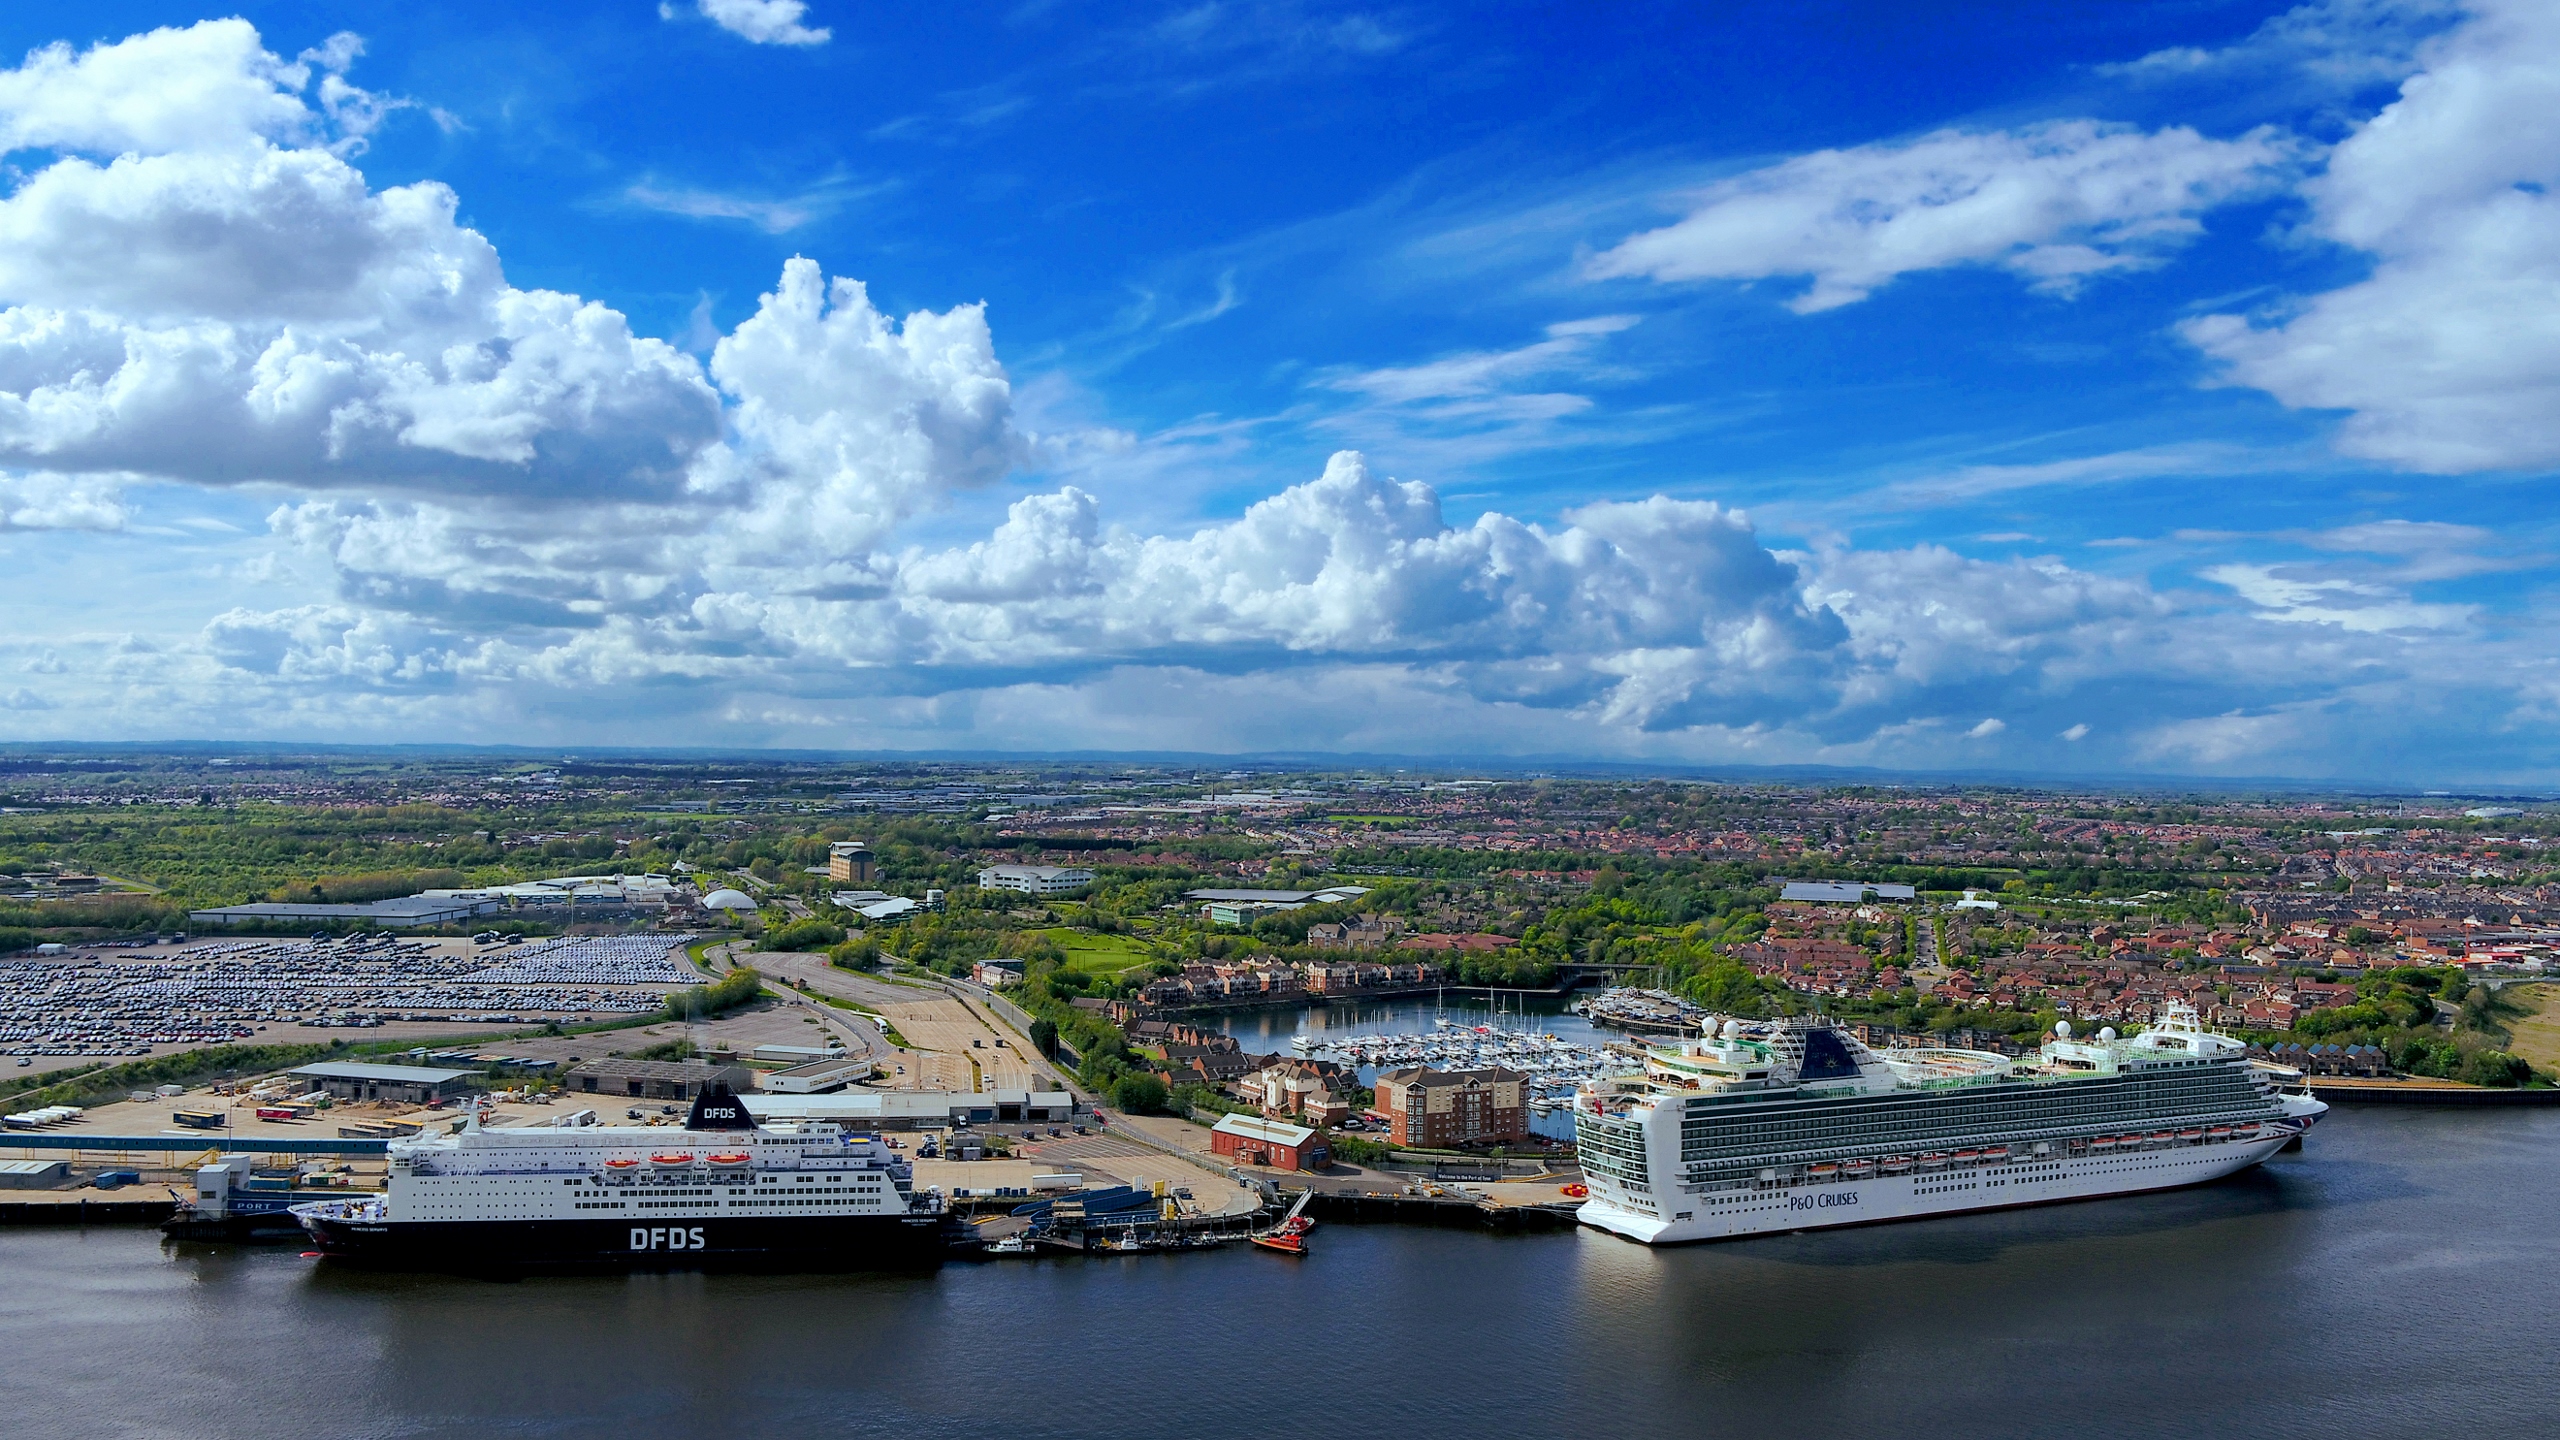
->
[1573, 1005, 2324, 1245]
[293, 1087, 966, 1272]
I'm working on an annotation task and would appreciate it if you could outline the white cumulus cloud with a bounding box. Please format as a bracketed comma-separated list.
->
[2183, 0, 2560, 472]
[671, 1, 832, 48]
[0, 470, 128, 530]
[1588, 120, 2296, 311]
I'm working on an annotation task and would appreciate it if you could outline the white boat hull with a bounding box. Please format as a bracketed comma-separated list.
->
[1577, 1128, 2302, 1245]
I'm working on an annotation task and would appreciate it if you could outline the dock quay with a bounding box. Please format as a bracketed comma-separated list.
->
[1301, 1189, 1580, 1232]
[2306, 1078, 2560, 1105]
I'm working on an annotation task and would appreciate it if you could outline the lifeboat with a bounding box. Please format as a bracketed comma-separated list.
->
[1880, 1156, 1912, 1174]
[2149, 1131, 2176, 1145]
[2178, 1128, 2203, 1142]
[2206, 1125, 2233, 1140]
[1917, 1153, 1946, 1170]
[708, 1153, 752, 1169]
[1843, 1159, 1875, 1177]
[604, 1157, 639, 1169]
[2235, 1122, 2262, 1140]
[650, 1153, 694, 1168]
[2092, 1136, 2117, 1150]
[1952, 1148, 1980, 1165]
[1807, 1162, 1840, 1178]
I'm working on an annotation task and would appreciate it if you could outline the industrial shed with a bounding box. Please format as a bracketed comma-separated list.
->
[566, 1058, 756, 1100]
[290, 1062, 476, 1105]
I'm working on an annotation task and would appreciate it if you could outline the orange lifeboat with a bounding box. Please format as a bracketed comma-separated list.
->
[2092, 1136, 2117, 1150]
[1917, 1152, 1946, 1170]
[1952, 1148, 1980, 1165]
[2178, 1128, 2203, 1142]
[708, 1153, 752, 1168]
[650, 1153, 694, 1168]
[2206, 1125, 2233, 1140]
[1807, 1162, 1840, 1178]
[1880, 1156, 1912, 1174]
[604, 1157, 639, 1170]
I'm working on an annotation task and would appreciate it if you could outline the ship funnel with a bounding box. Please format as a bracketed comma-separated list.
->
[687, 1083, 756, 1132]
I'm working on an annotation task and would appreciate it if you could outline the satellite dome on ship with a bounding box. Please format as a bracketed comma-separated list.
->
[701, 888, 759, 911]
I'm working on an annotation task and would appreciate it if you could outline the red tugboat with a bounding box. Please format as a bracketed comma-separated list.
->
[1251, 1190, 1315, 1256]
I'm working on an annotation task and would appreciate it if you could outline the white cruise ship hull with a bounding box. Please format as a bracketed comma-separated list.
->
[1577, 1127, 2301, 1246]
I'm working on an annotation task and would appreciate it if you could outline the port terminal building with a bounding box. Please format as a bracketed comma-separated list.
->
[565, 1058, 757, 1100]
[743, 1089, 1077, 1128]
[289, 1061, 478, 1105]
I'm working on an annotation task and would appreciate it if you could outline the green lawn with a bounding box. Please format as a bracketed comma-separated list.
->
[1037, 926, 1156, 977]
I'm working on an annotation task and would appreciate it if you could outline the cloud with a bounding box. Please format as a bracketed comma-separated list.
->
[1325, 316, 1639, 403]
[0, 687, 54, 710]
[1, 471, 128, 530]
[2184, 1, 2560, 472]
[1875, 443, 2267, 508]
[1587, 120, 2297, 311]
[13, 18, 2560, 780]
[0, 20, 316, 155]
[622, 177, 863, 233]
[2103, 0, 2459, 92]
[2200, 562, 2476, 632]
[669, 1, 832, 48]
[2061, 722, 2090, 741]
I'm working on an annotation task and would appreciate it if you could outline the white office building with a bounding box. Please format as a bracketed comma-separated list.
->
[977, 864, 1096, 896]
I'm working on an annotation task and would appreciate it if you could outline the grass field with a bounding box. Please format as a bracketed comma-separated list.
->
[1038, 926, 1157, 977]
[2505, 984, 2560, 1073]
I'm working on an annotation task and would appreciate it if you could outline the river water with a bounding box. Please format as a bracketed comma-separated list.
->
[4, 1105, 2552, 1440]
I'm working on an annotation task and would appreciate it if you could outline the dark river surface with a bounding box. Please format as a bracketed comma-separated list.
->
[6, 1105, 2554, 1440]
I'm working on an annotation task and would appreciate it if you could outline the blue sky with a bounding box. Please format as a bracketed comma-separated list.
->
[0, 1, 2555, 781]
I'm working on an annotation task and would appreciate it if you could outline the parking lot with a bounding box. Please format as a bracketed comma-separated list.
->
[0, 934, 706, 1066]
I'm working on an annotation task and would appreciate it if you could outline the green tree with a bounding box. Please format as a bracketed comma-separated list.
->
[1109, 1072, 1170, 1114]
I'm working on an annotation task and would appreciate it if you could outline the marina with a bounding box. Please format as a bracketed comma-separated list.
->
[1286, 1024, 1631, 1114]
[1217, 993, 1634, 1140]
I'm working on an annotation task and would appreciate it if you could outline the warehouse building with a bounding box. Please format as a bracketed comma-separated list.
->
[290, 1061, 477, 1105]
[743, 1089, 1077, 1128]
[1778, 881, 1918, 904]
[1209, 1113, 1329, 1171]
[565, 1058, 756, 1100]
[189, 895, 503, 928]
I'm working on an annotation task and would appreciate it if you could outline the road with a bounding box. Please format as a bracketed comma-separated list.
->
[737, 950, 1061, 1094]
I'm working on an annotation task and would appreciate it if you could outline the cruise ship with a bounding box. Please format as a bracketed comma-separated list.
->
[292, 1087, 966, 1272]
[1573, 1005, 2325, 1245]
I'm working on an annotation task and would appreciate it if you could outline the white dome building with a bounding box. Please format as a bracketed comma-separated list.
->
[701, 888, 760, 911]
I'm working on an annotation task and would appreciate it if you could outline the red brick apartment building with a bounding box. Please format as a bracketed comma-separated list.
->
[1373, 1065, 1531, 1148]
